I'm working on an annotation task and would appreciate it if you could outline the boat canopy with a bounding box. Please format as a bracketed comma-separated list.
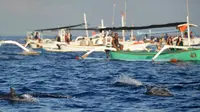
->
[69, 22, 186, 32]
[177, 23, 198, 28]
[34, 23, 86, 32]
[177, 23, 198, 32]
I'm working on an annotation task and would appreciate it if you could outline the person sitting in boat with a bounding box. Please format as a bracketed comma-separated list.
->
[184, 32, 188, 38]
[156, 38, 163, 51]
[34, 32, 39, 40]
[164, 33, 168, 43]
[88, 38, 94, 46]
[112, 33, 124, 51]
[167, 36, 175, 50]
[56, 36, 61, 42]
[34, 32, 42, 43]
[80, 37, 87, 46]
[190, 31, 194, 39]
[167, 36, 173, 45]
[176, 36, 183, 46]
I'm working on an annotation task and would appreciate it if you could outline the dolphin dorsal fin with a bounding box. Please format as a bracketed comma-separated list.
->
[9, 87, 17, 97]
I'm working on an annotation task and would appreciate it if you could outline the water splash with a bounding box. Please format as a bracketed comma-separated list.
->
[114, 75, 143, 86]
[20, 94, 38, 102]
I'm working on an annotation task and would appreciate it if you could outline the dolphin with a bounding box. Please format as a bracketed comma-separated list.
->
[114, 75, 173, 97]
[0, 87, 37, 102]
[0, 87, 72, 103]
[145, 85, 173, 97]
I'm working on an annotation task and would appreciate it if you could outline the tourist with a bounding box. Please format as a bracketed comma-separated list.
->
[167, 36, 173, 45]
[80, 37, 87, 46]
[156, 38, 162, 51]
[65, 33, 70, 44]
[34, 32, 39, 40]
[190, 31, 194, 38]
[56, 36, 61, 42]
[112, 33, 124, 51]
[176, 36, 183, 46]
[164, 33, 168, 43]
[167, 36, 175, 51]
[88, 38, 94, 46]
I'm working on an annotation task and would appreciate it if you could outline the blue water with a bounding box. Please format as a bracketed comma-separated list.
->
[0, 36, 200, 112]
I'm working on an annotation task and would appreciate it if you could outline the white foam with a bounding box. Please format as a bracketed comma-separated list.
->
[21, 94, 38, 102]
[116, 75, 143, 86]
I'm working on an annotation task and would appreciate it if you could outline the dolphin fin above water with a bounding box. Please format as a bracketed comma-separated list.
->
[0, 87, 72, 103]
[9, 87, 17, 98]
[0, 87, 37, 102]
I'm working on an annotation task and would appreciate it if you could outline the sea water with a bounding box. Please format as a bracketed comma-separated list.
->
[0, 36, 200, 112]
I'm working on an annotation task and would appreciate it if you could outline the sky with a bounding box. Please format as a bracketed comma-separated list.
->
[0, 0, 199, 36]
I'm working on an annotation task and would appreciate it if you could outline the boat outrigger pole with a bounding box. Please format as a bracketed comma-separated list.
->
[0, 40, 30, 52]
[0, 40, 39, 55]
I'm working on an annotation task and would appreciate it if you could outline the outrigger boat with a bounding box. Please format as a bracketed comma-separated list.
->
[25, 23, 85, 49]
[109, 45, 200, 61]
[80, 0, 200, 62]
[107, 22, 200, 61]
[105, 0, 200, 61]
[26, 13, 150, 52]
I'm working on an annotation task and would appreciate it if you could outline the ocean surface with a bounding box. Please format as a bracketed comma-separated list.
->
[0, 36, 200, 112]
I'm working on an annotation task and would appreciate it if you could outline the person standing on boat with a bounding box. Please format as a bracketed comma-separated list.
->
[65, 33, 70, 44]
[112, 33, 124, 51]
[70, 33, 72, 41]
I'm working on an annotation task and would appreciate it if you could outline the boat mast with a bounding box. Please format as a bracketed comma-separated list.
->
[130, 20, 133, 39]
[121, 14, 125, 41]
[121, 0, 127, 42]
[123, 0, 127, 42]
[112, 4, 116, 27]
[101, 19, 105, 36]
[84, 13, 89, 38]
[124, 0, 127, 26]
[186, 0, 191, 47]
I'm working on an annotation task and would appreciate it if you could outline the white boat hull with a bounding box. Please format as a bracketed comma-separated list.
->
[43, 43, 150, 52]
